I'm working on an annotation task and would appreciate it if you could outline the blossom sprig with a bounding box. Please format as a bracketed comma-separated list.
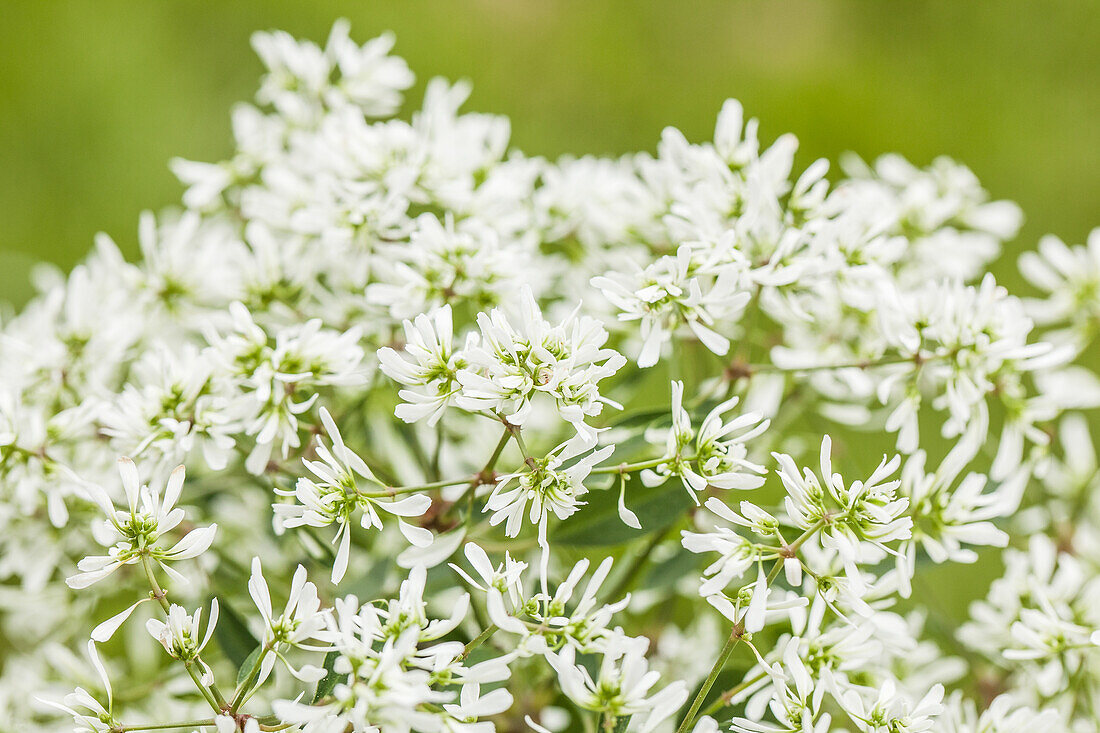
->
[377, 304, 470, 426]
[547, 640, 688, 733]
[145, 600, 219, 675]
[239, 557, 331, 696]
[274, 407, 433, 584]
[67, 458, 217, 590]
[642, 380, 769, 502]
[486, 439, 615, 546]
[593, 244, 752, 368]
[774, 436, 911, 587]
[456, 287, 627, 447]
[38, 641, 119, 733]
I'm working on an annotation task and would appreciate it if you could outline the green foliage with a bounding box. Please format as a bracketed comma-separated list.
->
[212, 595, 260, 669]
[312, 650, 343, 703]
[552, 473, 694, 547]
[236, 645, 264, 688]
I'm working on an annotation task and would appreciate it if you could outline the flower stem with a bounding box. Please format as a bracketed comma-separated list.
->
[461, 624, 498, 661]
[362, 427, 514, 499]
[747, 352, 927, 375]
[362, 446, 689, 497]
[589, 455, 696, 476]
[183, 665, 222, 714]
[115, 720, 216, 731]
[139, 554, 228, 712]
[484, 428, 513, 474]
[700, 670, 769, 717]
[675, 623, 744, 733]
[230, 642, 274, 712]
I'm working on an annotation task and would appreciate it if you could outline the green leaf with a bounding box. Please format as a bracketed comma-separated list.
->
[644, 545, 702, 590]
[551, 473, 694, 547]
[312, 650, 343, 703]
[607, 406, 670, 429]
[211, 596, 259, 669]
[341, 561, 391, 602]
[236, 645, 263, 688]
[611, 715, 632, 733]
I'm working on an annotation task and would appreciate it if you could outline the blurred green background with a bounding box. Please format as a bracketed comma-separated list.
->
[1, 0, 1097, 307]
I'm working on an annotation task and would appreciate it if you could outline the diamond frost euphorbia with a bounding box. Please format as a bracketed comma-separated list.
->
[67, 459, 217, 590]
[15, 19, 1100, 733]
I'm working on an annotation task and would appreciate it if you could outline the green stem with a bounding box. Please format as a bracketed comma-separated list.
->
[788, 517, 827, 553]
[361, 429, 512, 499]
[461, 624, 498, 661]
[589, 455, 696, 476]
[183, 664, 221, 714]
[139, 554, 227, 712]
[361, 475, 472, 498]
[510, 428, 534, 465]
[675, 624, 744, 733]
[230, 642, 274, 712]
[356, 433, 689, 500]
[115, 720, 216, 732]
[700, 670, 769, 717]
[430, 419, 445, 481]
[483, 428, 513, 475]
[747, 353, 925, 375]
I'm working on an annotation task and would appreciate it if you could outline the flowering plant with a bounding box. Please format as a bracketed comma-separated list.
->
[8, 20, 1100, 733]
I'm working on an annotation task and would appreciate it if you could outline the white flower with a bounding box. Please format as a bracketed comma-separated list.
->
[274, 407, 432, 584]
[377, 304, 470, 425]
[730, 638, 828, 733]
[842, 680, 944, 733]
[368, 213, 528, 320]
[37, 641, 118, 733]
[642, 380, 768, 500]
[486, 440, 614, 545]
[206, 301, 364, 475]
[896, 438, 1013, 597]
[682, 497, 773, 596]
[528, 556, 628, 654]
[593, 244, 751, 367]
[546, 642, 688, 733]
[938, 692, 1062, 733]
[1019, 228, 1100, 334]
[247, 557, 328, 682]
[145, 600, 219, 666]
[67, 459, 217, 590]
[98, 344, 238, 471]
[456, 287, 626, 445]
[441, 683, 514, 731]
[449, 543, 529, 635]
[375, 565, 469, 643]
[253, 19, 412, 125]
[774, 436, 910, 587]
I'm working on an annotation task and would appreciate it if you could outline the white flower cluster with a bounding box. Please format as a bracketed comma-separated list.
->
[7, 19, 1100, 733]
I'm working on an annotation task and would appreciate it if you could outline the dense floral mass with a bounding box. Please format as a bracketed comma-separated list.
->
[5, 20, 1100, 733]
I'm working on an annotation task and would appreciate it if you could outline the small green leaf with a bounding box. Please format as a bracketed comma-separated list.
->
[312, 650, 343, 703]
[552, 473, 693, 547]
[236, 645, 263, 688]
[211, 596, 259, 669]
[611, 715, 632, 733]
[607, 406, 671, 429]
